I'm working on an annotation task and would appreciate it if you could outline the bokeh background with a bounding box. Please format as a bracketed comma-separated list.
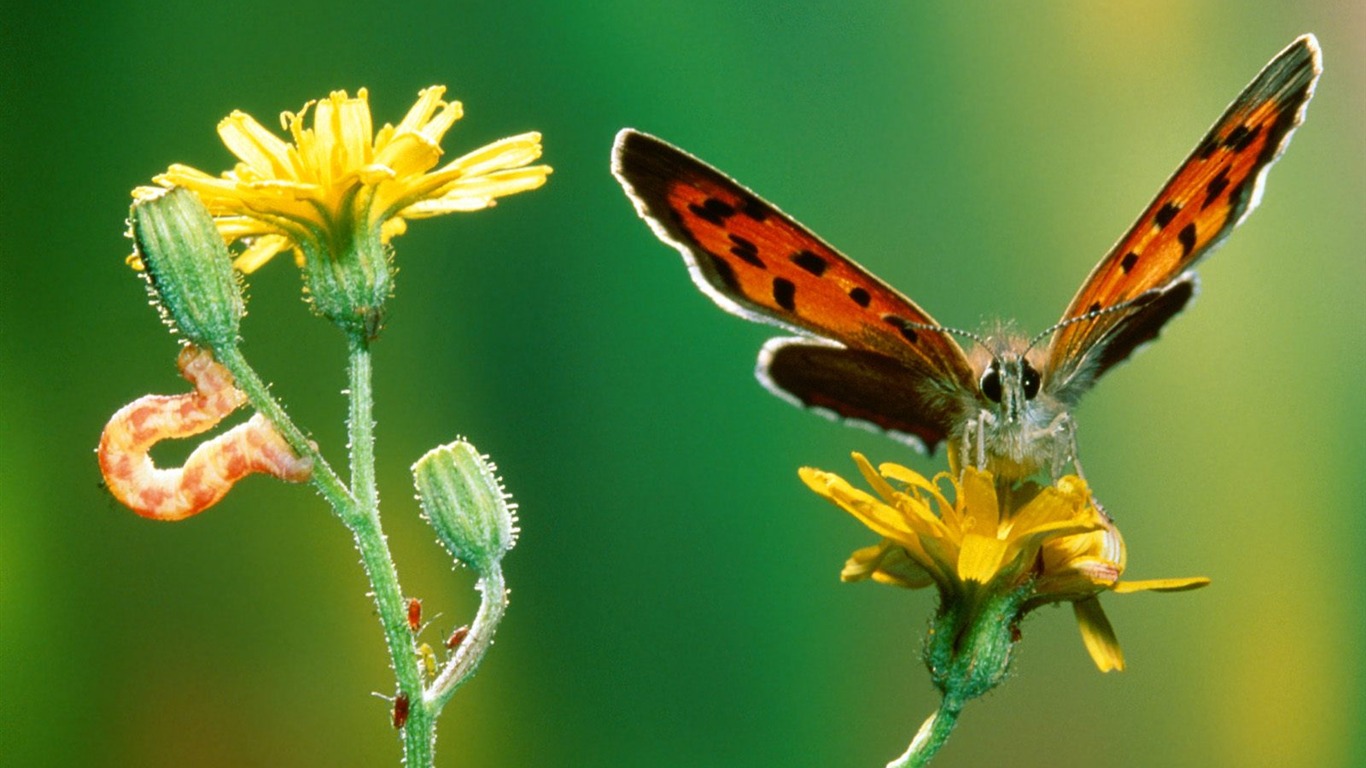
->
[3, 3, 1363, 766]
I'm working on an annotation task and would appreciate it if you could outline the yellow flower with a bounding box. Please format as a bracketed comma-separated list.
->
[132, 86, 551, 273]
[800, 454, 1208, 672]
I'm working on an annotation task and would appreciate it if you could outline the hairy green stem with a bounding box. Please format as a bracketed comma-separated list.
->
[212, 344, 353, 513]
[343, 336, 433, 766]
[212, 339, 492, 766]
[887, 696, 963, 768]
[426, 567, 508, 711]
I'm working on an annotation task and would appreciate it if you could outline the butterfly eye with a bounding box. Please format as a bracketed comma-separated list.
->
[1021, 361, 1041, 400]
[979, 365, 1003, 403]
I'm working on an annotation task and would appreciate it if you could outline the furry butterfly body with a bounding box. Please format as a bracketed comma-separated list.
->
[613, 36, 1320, 480]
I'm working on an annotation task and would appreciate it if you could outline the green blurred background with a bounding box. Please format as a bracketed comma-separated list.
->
[3, 3, 1363, 766]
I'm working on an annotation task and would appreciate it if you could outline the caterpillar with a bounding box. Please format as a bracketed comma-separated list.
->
[98, 345, 313, 520]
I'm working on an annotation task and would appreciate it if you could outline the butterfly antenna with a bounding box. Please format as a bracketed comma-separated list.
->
[1024, 290, 1162, 354]
[900, 321, 992, 349]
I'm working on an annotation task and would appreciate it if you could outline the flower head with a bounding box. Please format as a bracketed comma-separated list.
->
[800, 454, 1208, 673]
[134, 86, 550, 274]
[132, 87, 550, 336]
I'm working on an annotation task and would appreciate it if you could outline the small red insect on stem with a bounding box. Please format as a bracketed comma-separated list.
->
[406, 598, 422, 632]
[97, 345, 312, 521]
[392, 694, 410, 729]
[446, 625, 470, 650]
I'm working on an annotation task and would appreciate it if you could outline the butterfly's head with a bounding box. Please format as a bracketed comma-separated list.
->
[978, 350, 1042, 425]
[961, 336, 1067, 479]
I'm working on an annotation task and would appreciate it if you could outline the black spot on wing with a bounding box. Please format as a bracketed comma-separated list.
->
[688, 197, 736, 227]
[1203, 168, 1230, 210]
[773, 277, 796, 311]
[1120, 251, 1139, 273]
[1154, 202, 1181, 229]
[728, 234, 765, 268]
[739, 195, 770, 222]
[1196, 134, 1219, 160]
[790, 250, 828, 276]
[882, 315, 919, 344]
[1178, 223, 1197, 257]
[1225, 123, 1263, 153]
[848, 286, 871, 307]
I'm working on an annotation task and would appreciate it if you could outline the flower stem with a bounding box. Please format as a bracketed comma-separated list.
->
[212, 344, 353, 513]
[211, 339, 448, 765]
[426, 566, 508, 710]
[887, 696, 963, 768]
[343, 335, 434, 766]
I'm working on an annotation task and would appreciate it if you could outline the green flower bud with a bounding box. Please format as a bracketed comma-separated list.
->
[130, 187, 244, 349]
[413, 439, 517, 574]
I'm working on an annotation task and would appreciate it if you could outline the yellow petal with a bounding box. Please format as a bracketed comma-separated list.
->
[1112, 577, 1211, 594]
[430, 166, 552, 203]
[306, 92, 352, 188]
[854, 452, 899, 501]
[877, 462, 944, 500]
[853, 541, 936, 588]
[439, 132, 544, 178]
[799, 468, 935, 543]
[214, 216, 278, 240]
[957, 533, 1007, 584]
[335, 91, 375, 179]
[1008, 482, 1097, 533]
[393, 86, 460, 141]
[232, 234, 294, 273]
[418, 96, 463, 144]
[1073, 596, 1125, 672]
[357, 161, 399, 186]
[826, 479, 919, 540]
[878, 464, 958, 528]
[958, 467, 1001, 532]
[371, 130, 443, 179]
[156, 164, 241, 199]
[840, 543, 889, 582]
[217, 112, 295, 179]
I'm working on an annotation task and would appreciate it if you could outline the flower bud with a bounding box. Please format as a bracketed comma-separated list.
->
[413, 439, 517, 574]
[130, 187, 244, 349]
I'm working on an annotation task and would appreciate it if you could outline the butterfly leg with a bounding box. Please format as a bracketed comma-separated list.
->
[1049, 413, 1113, 520]
[1047, 412, 1080, 481]
[957, 410, 995, 472]
[953, 415, 975, 474]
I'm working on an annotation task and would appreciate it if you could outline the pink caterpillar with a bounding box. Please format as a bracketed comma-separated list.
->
[98, 346, 312, 520]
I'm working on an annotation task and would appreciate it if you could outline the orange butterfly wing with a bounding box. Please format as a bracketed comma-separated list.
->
[613, 130, 976, 448]
[1047, 35, 1321, 396]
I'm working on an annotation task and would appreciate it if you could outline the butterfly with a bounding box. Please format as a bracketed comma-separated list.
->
[612, 35, 1320, 481]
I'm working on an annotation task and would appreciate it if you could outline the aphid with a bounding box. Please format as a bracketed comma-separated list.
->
[445, 625, 470, 650]
[406, 598, 423, 633]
